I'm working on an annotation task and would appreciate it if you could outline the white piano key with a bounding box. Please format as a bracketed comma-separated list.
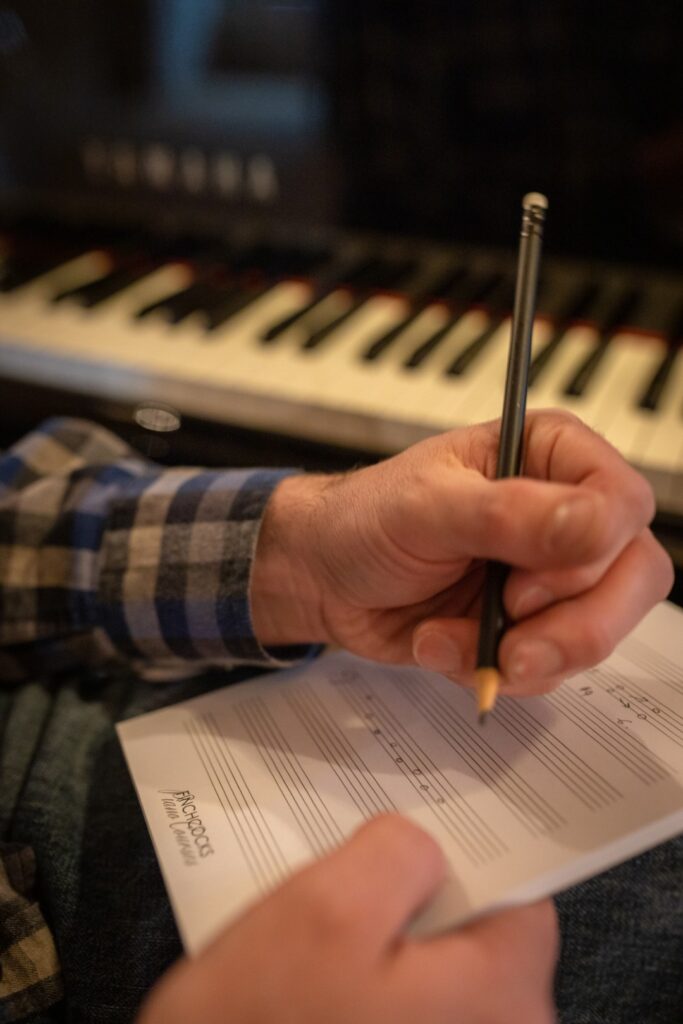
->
[577, 334, 644, 431]
[453, 317, 554, 425]
[0, 251, 112, 311]
[0, 263, 190, 352]
[263, 289, 355, 347]
[76, 276, 309, 391]
[367, 308, 489, 433]
[555, 333, 649, 430]
[630, 350, 683, 472]
[272, 295, 408, 409]
[0, 264, 202, 401]
[307, 301, 493, 429]
[147, 283, 324, 414]
[592, 337, 667, 461]
[526, 325, 598, 414]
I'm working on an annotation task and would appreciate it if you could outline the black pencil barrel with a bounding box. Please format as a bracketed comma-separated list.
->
[477, 560, 510, 668]
[477, 194, 547, 673]
[497, 199, 546, 478]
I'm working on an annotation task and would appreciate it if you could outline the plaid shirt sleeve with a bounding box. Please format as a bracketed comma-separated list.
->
[0, 417, 314, 682]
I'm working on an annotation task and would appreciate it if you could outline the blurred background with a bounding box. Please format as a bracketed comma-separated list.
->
[1, 0, 681, 260]
[0, 0, 681, 591]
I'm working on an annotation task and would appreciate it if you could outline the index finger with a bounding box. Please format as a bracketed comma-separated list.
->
[523, 409, 654, 498]
[456, 411, 655, 570]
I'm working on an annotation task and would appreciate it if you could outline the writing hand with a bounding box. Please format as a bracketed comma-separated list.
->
[252, 410, 673, 694]
[138, 816, 557, 1024]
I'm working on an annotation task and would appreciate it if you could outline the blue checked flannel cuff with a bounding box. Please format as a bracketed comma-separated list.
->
[0, 418, 315, 680]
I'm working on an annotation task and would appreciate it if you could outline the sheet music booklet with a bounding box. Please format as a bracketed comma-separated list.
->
[118, 601, 683, 954]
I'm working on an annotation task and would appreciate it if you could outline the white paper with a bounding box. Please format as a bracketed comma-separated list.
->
[117, 600, 683, 954]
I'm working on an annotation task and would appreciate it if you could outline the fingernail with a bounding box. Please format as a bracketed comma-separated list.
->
[546, 494, 598, 555]
[512, 585, 554, 619]
[414, 632, 462, 674]
[508, 639, 564, 682]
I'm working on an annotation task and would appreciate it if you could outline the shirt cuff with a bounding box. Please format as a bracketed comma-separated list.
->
[97, 466, 318, 676]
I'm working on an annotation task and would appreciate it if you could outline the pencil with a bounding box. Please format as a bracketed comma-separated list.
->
[476, 192, 548, 724]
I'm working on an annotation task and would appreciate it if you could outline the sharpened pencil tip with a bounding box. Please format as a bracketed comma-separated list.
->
[475, 667, 500, 725]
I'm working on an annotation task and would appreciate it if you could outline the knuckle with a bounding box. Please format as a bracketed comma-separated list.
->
[574, 491, 612, 561]
[547, 408, 583, 430]
[555, 562, 601, 597]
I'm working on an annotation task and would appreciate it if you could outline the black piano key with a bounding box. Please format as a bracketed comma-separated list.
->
[301, 259, 417, 351]
[300, 295, 370, 350]
[444, 318, 505, 376]
[133, 241, 262, 325]
[528, 281, 601, 386]
[261, 296, 321, 343]
[402, 271, 506, 370]
[202, 282, 272, 331]
[443, 277, 516, 376]
[638, 346, 679, 411]
[134, 280, 216, 324]
[362, 309, 423, 361]
[362, 265, 467, 361]
[638, 302, 683, 411]
[259, 258, 382, 343]
[563, 287, 641, 397]
[129, 240, 252, 323]
[204, 247, 332, 333]
[52, 262, 154, 307]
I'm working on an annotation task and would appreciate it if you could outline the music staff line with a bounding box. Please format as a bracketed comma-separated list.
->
[493, 699, 622, 810]
[589, 663, 683, 747]
[202, 712, 291, 882]
[185, 716, 281, 894]
[392, 675, 570, 830]
[546, 688, 670, 785]
[617, 637, 683, 699]
[236, 697, 346, 857]
[338, 679, 507, 867]
[286, 687, 397, 819]
[450, 687, 616, 814]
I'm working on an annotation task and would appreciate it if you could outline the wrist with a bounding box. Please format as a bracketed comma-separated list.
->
[250, 473, 336, 647]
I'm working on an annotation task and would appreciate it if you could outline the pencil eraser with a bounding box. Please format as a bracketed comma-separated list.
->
[523, 192, 549, 211]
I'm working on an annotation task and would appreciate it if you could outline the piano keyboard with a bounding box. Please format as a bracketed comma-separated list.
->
[0, 224, 682, 517]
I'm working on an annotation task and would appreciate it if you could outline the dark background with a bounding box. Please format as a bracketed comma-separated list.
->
[0, 0, 680, 267]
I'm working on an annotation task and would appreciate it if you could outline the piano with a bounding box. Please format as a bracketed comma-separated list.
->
[0, 1, 681, 578]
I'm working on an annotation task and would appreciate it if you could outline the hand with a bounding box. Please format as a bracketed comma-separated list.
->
[251, 410, 673, 694]
[137, 816, 558, 1024]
